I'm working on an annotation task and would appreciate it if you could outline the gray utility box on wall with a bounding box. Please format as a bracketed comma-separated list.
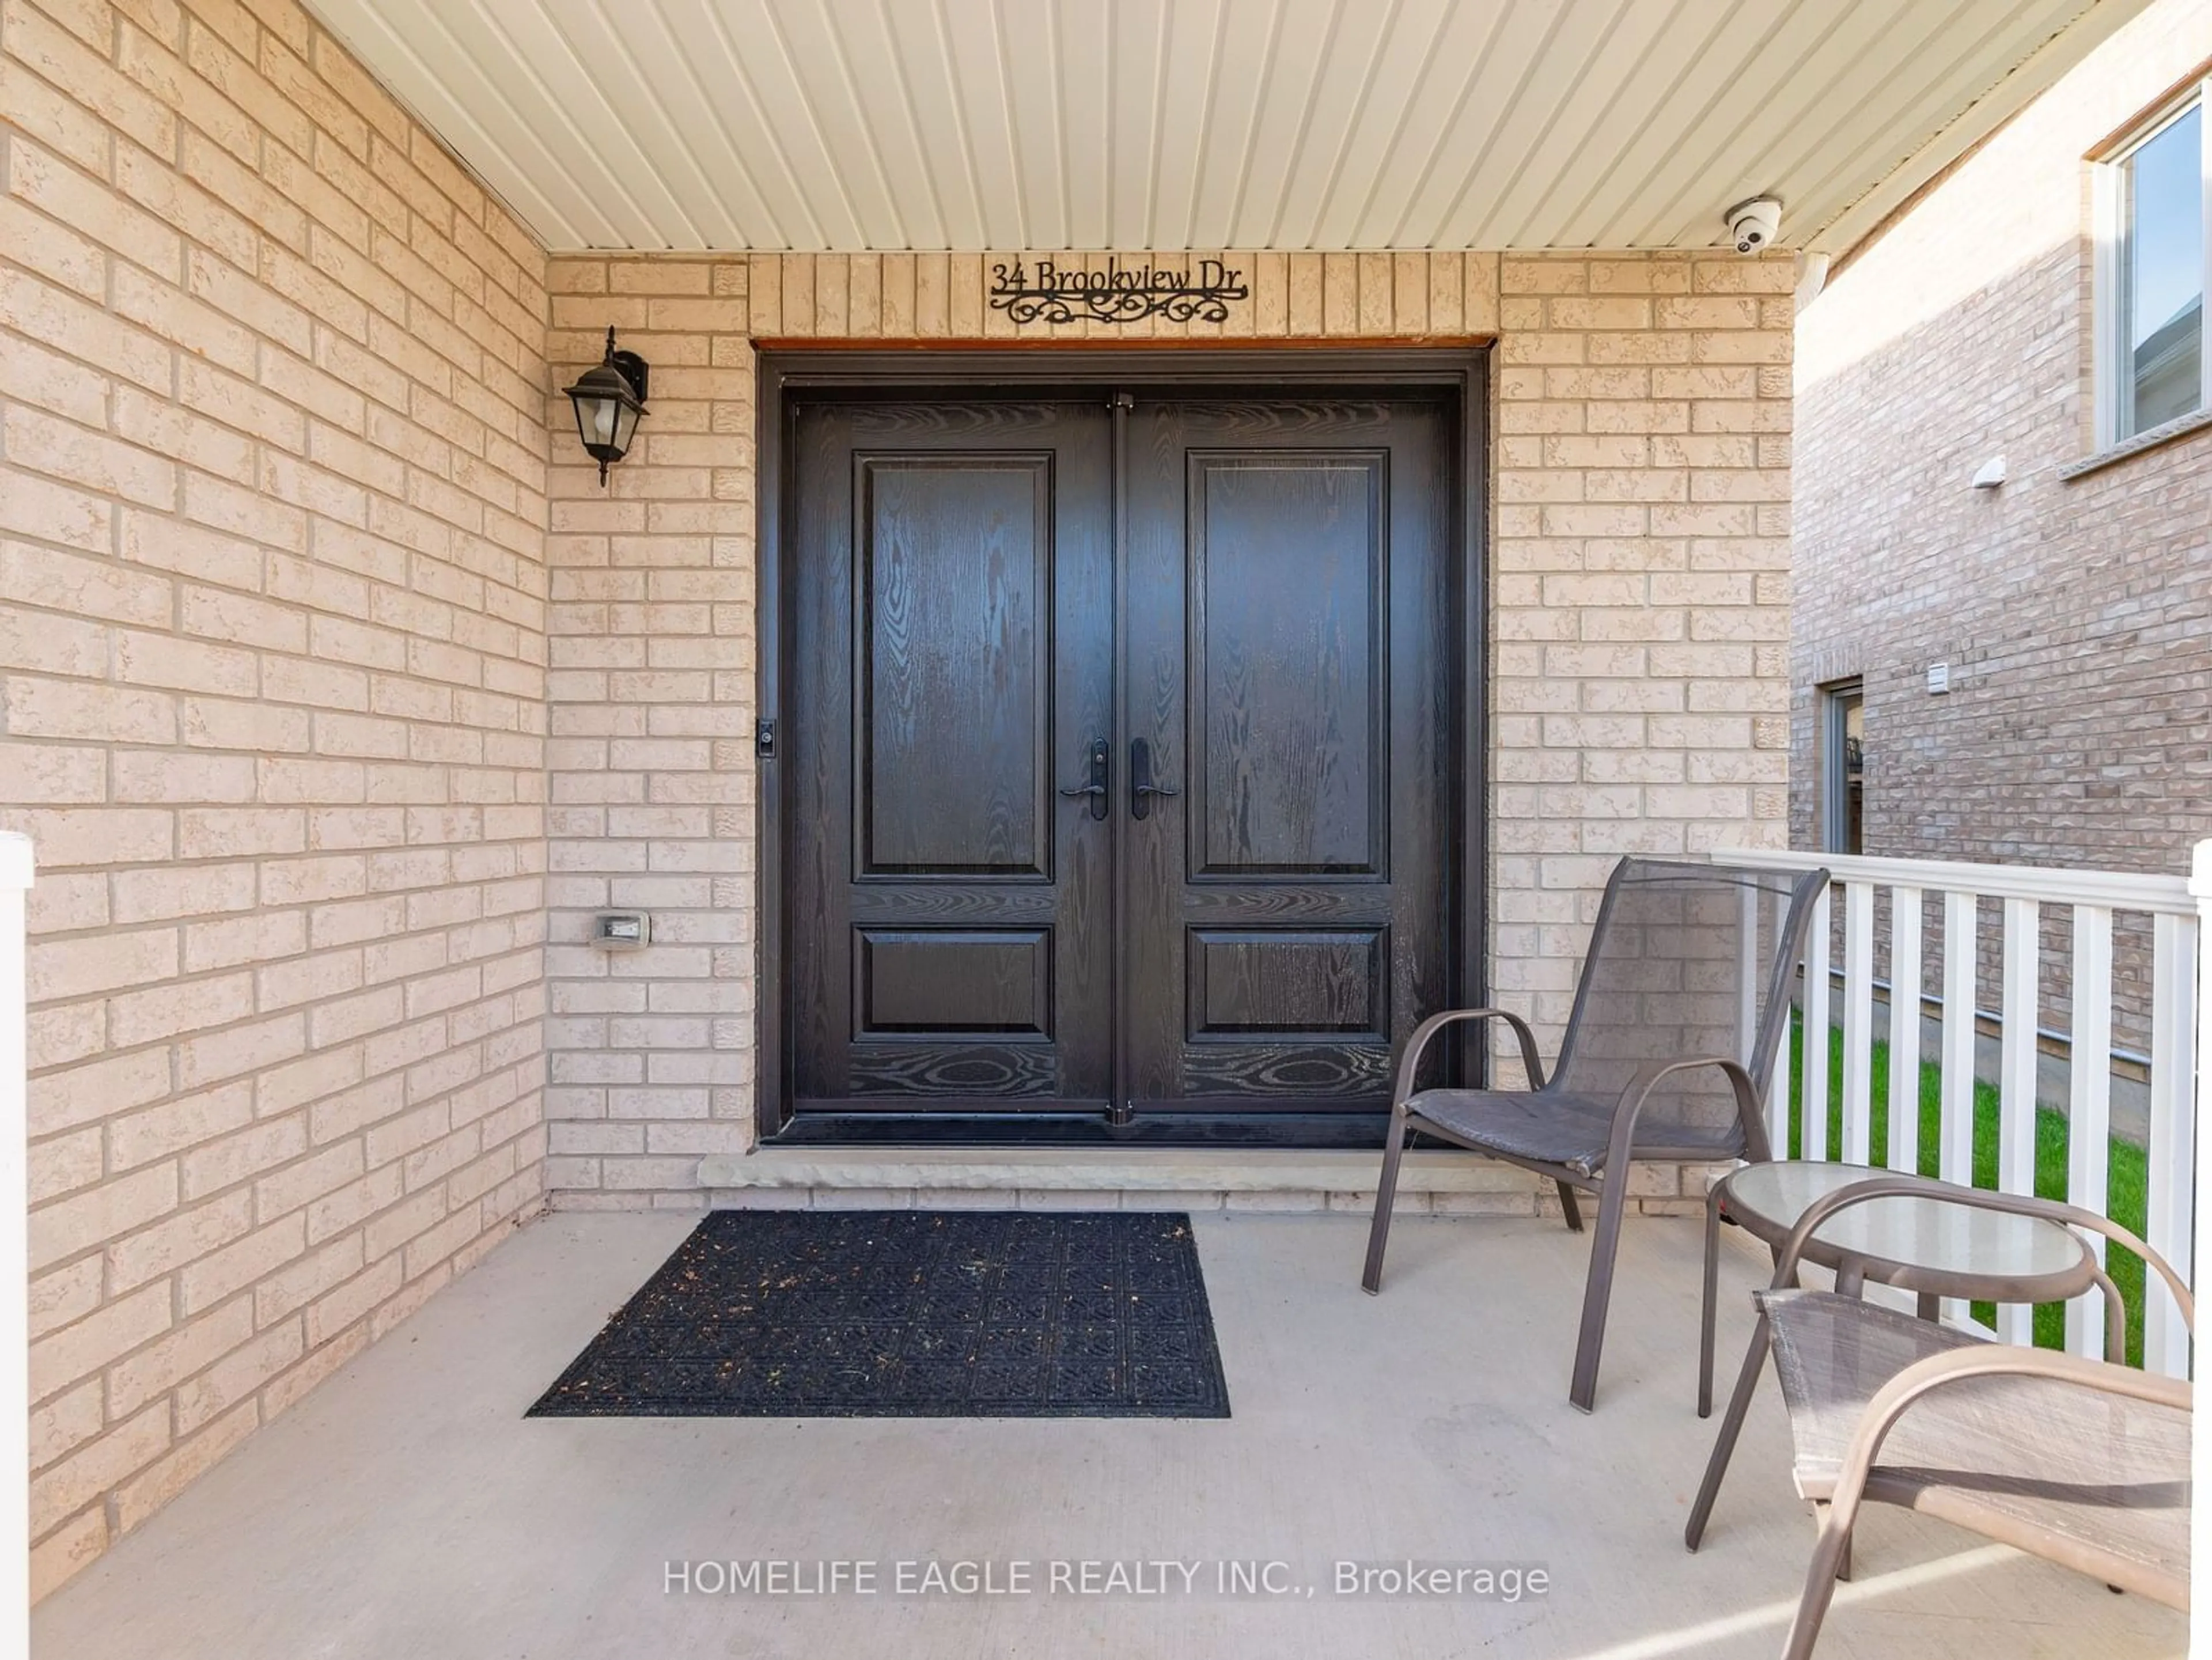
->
[593, 914, 649, 950]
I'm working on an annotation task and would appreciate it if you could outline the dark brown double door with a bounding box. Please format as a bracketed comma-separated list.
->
[787, 391, 1456, 1124]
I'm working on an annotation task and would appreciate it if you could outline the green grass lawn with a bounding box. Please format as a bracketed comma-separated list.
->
[1783, 1015, 2150, 1367]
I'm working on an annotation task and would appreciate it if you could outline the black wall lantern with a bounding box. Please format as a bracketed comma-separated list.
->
[564, 326, 649, 484]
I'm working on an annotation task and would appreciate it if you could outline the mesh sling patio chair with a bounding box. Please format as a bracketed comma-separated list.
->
[1681, 1176, 2192, 1660]
[1361, 856, 1830, 1412]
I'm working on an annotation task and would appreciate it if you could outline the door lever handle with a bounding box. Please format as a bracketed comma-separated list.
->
[1129, 737, 1181, 821]
[1058, 737, 1111, 821]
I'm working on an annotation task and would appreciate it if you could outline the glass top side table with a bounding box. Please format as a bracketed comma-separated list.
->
[1699, 1160, 2107, 1419]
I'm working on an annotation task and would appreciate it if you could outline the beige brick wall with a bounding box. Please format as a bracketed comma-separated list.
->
[1490, 254, 1795, 1034]
[1, 0, 550, 1596]
[541, 249, 1794, 1203]
[1791, 0, 2212, 1042]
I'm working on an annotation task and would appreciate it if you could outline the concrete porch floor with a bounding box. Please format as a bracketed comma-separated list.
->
[32, 1210, 2185, 1660]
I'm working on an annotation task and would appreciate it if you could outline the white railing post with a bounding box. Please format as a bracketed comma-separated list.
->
[2146, 911, 2196, 1378]
[2189, 840, 2211, 1628]
[1994, 897, 2040, 1344]
[1938, 890, 1978, 1326]
[1886, 886, 1923, 1176]
[1840, 881, 1874, 1165]
[0, 831, 31, 1651]
[1801, 884, 1832, 1159]
[2064, 905, 2114, 1359]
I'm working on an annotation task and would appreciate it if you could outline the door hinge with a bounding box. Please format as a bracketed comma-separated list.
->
[755, 718, 778, 761]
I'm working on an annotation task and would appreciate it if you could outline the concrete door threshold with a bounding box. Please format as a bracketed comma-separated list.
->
[695, 1147, 1537, 1196]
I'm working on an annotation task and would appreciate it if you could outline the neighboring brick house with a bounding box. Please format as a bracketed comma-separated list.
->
[1790, 0, 2212, 1063]
[1792, 0, 2212, 877]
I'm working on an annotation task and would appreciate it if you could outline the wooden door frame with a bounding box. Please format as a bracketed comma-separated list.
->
[753, 346, 1490, 1144]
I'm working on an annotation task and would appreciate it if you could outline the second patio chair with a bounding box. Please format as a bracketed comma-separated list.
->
[1361, 856, 1828, 1412]
[1681, 1176, 2194, 1659]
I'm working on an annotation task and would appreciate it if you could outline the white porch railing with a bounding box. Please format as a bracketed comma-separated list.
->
[1718, 843, 2202, 1381]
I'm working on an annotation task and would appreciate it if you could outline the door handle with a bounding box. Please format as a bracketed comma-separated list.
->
[1129, 737, 1181, 821]
[1058, 737, 1111, 820]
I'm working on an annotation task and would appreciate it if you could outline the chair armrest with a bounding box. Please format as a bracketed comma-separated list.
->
[1393, 1007, 1548, 1102]
[1827, 1340, 2191, 1517]
[1767, 1176, 2195, 1336]
[1600, 1055, 1765, 1169]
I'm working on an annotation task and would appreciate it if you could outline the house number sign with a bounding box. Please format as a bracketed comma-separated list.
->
[987, 257, 1248, 325]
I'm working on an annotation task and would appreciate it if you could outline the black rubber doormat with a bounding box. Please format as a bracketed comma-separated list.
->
[527, 1210, 1230, 1419]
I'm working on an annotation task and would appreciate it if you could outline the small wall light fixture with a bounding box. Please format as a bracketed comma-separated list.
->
[565, 326, 649, 484]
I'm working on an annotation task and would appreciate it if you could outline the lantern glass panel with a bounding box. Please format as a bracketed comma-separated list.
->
[573, 394, 613, 452]
[611, 399, 642, 454]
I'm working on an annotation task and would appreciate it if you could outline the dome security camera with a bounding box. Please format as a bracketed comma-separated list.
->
[1725, 196, 1783, 254]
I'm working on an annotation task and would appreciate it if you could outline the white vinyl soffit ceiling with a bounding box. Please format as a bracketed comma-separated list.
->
[305, 0, 2146, 255]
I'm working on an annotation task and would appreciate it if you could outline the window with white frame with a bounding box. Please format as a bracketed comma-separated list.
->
[2100, 85, 2209, 445]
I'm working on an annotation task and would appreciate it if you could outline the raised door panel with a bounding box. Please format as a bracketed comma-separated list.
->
[1187, 453, 1386, 879]
[857, 456, 1052, 880]
[855, 928, 1052, 1037]
[1186, 927, 1387, 1039]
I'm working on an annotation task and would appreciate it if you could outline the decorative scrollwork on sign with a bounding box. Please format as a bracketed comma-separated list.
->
[987, 257, 1249, 325]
